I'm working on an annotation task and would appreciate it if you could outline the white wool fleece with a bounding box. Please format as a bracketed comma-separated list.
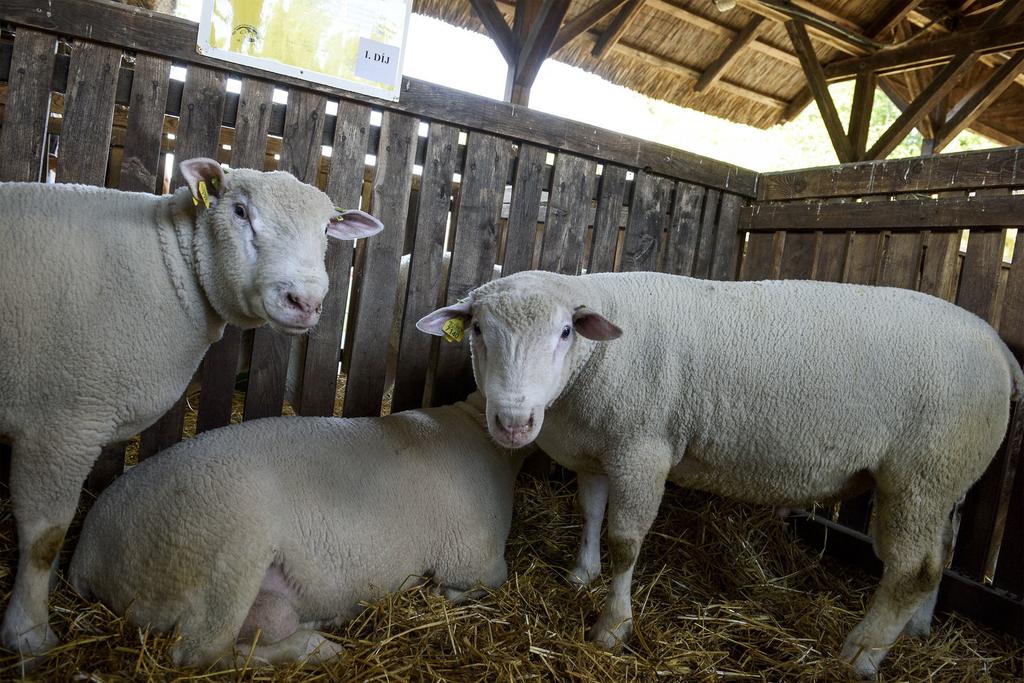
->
[0, 168, 381, 662]
[426, 269, 1022, 677]
[70, 393, 528, 668]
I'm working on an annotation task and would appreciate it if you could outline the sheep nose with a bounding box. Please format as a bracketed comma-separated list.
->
[285, 292, 323, 317]
[495, 411, 534, 438]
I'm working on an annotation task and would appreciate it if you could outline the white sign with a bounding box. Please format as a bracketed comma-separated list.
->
[197, 0, 412, 101]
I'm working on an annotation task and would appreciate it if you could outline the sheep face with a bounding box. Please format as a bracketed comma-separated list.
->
[180, 158, 382, 334]
[418, 272, 621, 448]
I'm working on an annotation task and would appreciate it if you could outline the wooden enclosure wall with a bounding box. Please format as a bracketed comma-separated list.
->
[0, 2, 751, 485]
[743, 148, 1024, 637]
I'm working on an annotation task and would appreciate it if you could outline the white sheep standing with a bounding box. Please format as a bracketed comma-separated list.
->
[417, 270, 1023, 677]
[69, 392, 526, 668]
[0, 158, 383, 660]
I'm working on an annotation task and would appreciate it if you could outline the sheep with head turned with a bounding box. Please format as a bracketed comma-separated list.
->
[419, 269, 1022, 677]
[0, 158, 382, 662]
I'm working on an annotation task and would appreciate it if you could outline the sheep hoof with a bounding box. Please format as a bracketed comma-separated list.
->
[587, 616, 631, 650]
[567, 564, 599, 587]
[840, 638, 886, 679]
[0, 618, 59, 668]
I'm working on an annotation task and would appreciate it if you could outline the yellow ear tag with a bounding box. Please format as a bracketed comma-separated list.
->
[442, 318, 464, 343]
[197, 180, 211, 209]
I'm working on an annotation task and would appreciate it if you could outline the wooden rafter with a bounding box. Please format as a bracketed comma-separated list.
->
[695, 16, 766, 92]
[934, 51, 1024, 150]
[848, 71, 876, 159]
[592, 0, 645, 59]
[551, 0, 628, 53]
[514, 0, 571, 92]
[786, 20, 854, 162]
[865, 0, 1024, 159]
[469, 0, 517, 64]
[865, 0, 926, 39]
[734, 0, 871, 56]
[824, 21, 1024, 81]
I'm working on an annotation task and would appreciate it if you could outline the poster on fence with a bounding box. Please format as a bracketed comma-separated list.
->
[197, 0, 412, 101]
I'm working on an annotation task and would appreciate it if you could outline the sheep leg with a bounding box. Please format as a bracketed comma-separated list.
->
[0, 435, 98, 660]
[232, 630, 342, 667]
[435, 553, 508, 603]
[841, 492, 949, 678]
[903, 509, 955, 639]
[569, 472, 608, 586]
[587, 462, 668, 650]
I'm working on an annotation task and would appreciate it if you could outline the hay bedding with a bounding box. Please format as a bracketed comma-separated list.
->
[0, 387, 1020, 681]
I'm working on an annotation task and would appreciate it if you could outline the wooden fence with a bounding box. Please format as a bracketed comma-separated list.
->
[743, 149, 1024, 637]
[0, 0, 1020, 640]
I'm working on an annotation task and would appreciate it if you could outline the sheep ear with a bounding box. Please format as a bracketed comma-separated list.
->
[327, 209, 384, 240]
[573, 306, 622, 341]
[417, 300, 472, 336]
[178, 158, 225, 204]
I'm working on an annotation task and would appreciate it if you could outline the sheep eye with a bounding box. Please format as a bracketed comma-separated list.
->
[473, 322, 481, 336]
[560, 325, 572, 340]
[233, 203, 247, 220]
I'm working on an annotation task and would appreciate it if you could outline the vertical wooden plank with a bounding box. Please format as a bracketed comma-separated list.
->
[620, 171, 670, 273]
[55, 41, 121, 184]
[243, 89, 327, 420]
[843, 232, 884, 285]
[588, 165, 629, 274]
[777, 232, 817, 280]
[992, 410, 1023, 595]
[0, 29, 56, 182]
[813, 231, 848, 282]
[956, 230, 1007, 323]
[919, 231, 961, 301]
[392, 122, 460, 413]
[342, 111, 418, 417]
[877, 232, 924, 289]
[503, 144, 548, 276]
[662, 181, 706, 276]
[297, 101, 372, 417]
[431, 133, 513, 406]
[709, 192, 744, 281]
[691, 188, 722, 279]
[139, 65, 226, 460]
[118, 53, 172, 194]
[196, 78, 273, 433]
[539, 153, 597, 275]
[953, 189, 1014, 578]
[739, 231, 780, 281]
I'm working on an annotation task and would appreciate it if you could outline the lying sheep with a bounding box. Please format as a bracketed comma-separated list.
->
[418, 270, 1023, 677]
[0, 158, 383, 660]
[69, 392, 526, 668]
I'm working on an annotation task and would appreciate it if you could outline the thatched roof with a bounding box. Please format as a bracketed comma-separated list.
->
[413, 0, 1024, 147]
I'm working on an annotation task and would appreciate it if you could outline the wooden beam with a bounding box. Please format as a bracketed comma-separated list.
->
[865, 0, 926, 39]
[551, 0, 628, 53]
[604, 34, 788, 108]
[695, 16, 765, 92]
[734, 0, 871, 55]
[934, 51, 1024, 151]
[824, 21, 1024, 81]
[592, 0, 645, 59]
[504, 0, 543, 105]
[786, 20, 854, 162]
[848, 71, 876, 160]
[865, 0, 1024, 160]
[514, 0, 571, 94]
[469, 0, 517, 64]
[780, 87, 814, 122]
[744, 195, 1024, 231]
